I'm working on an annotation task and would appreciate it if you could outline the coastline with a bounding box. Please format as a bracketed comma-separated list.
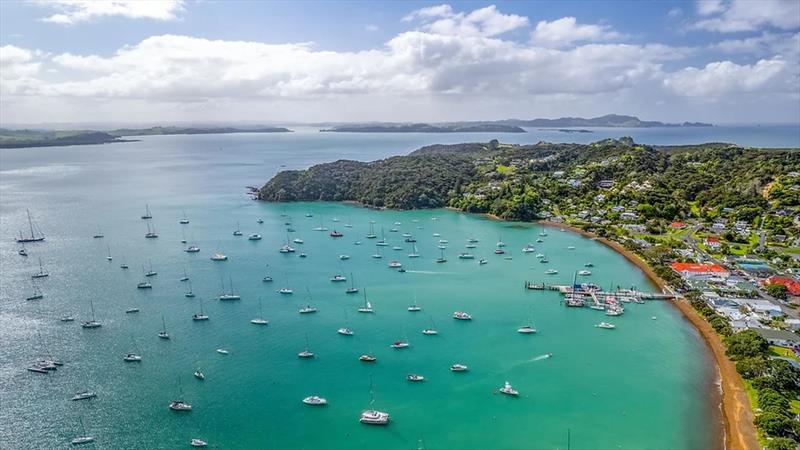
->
[538, 220, 758, 450]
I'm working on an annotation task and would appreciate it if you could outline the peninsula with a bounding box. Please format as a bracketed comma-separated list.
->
[260, 138, 800, 449]
[320, 123, 526, 133]
[0, 126, 293, 149]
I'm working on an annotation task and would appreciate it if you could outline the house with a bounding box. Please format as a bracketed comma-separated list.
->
[712, 222, 726, 231]
[765, 276, 800, 297]
[753, 328, 800, 349]
[611, 205, 625, 213]
[597, 180, 614, 189]
[568, 179, 582, 188]
[553, 171, 565, 178]
[705, 236, 721, 249]
[620, 212, 639, 221]
[671, 262, 730, 279]
[670, 221, 687, 230]
[731, 318, 766, 332]
[785, 318, 800, 331]
[622, 224, 646, 232]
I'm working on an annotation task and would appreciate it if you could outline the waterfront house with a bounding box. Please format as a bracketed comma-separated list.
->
[671, 262, 730, 280]
[620, 212, 639, 221]
[765, 276, 800, 297]
[753, 328, 799, 349]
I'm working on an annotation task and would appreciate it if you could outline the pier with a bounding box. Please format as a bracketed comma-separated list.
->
[524, 281, 675, 301]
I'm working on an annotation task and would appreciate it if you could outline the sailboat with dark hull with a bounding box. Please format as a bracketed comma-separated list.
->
[17, 209, 45, 243]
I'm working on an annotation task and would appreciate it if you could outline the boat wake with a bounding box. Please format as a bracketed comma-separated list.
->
[531, 353, 552, 362]
[405, 270, 457, 275]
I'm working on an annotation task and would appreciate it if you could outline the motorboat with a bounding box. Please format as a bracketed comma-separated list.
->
[299, 252, 307, 258]
[298, 350, 315, 358]
[390, 341, 410, 349]
[578, 270, 592, 276]
[458, 253, 475, 259]
[185, 245, 200, 253]
[359, 354, 376, 362]
[522, 245, 535, 253]
[123, 353, 142, 362]
[407, 304, 421, 312]
[499, 381, 519, 396]
[494, 248, 505, 255]
[61, 316, 75, 322]
[388, 260, 402, 268]
[125, 308, 140, 314]
[479, 259, 487, 265]
[596, 322, 616, 329]
[406, 374, 425, 382]
[248, 233, 262, 240]
[279, 244, 295, 253]
[71, 436, 95, 446]
[192, 313, 209, 321]
[293, 238, 304, 244]
[194, 371, 205, 380]
[545, 269, 558, 275]
[71, 391, 96, 401]
[251, 318, 268, 325]
[585, 262, 594, 267]
[298, 305, 317, 314]
[452, 311, 472, 320]
[421, 328, 438, 335]
[210, 252, 228, 261]
[303, 396, 328, 405]
[190, 439, 208, 447]
[278, 287, 293, 295]
[517, 325, 537, 334]
[169, 400, 192, 411]
[450, 363, 468, 372]
[337, 327, 354, 336]
[360, 410, 389, 425]
[330, 274, 347, 282]
[339, 254, 350, 260]
[216, 349, 229, 355]
[330, 230, 343, 237]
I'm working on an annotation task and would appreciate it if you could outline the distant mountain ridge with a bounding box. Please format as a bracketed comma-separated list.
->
[320, 123, 525, 133]
[497, 114, 712, 128]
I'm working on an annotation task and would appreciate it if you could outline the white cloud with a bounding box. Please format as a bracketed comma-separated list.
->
[691, 0, 800, 32]
[697, 0, 725, 16]
[0, 45, 42, 95]
[365, 24, 379, 32]
[37, 0, 184, 25]
[711, 32, 800, 57]
[531, 17, 622, 48]
[667, 8, 683, 19]
[404, 4, 528, 37]
[663, 58, 790, 96]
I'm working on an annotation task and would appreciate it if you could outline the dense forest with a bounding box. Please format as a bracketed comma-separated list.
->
[259, 138, 800, 226]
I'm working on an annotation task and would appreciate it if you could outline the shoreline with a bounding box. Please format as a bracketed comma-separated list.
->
[538, 220, 758, 450]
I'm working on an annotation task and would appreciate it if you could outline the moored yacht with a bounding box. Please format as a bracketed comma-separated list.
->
[406, 374, 425, 382]
[81, 301, 102, 329]
[359, 354, 376, 362]
[194, 370, 205, 380]
[517, 325, 537, 334]
[123, 353, 142, 362]
[169, 400, 192, 411]
[71, 391, 97, 401]
[452, 311, 472, 320]
[596, 322, 616, 329]
[210, 252, 228, 261]
[190, 439, 208, 448]
[499, 381, 519, 396]
[388, 260, 402, 268]
[450, 363, 468, 372]
[578, 270, 592, 276]
[303, 396, 328, 405]
[390, 340, 410, 349]
[421, 328, 438, 335]
[298, 305, 317, 314]
[248, 233, 262, 240]
[338, 327, 354, 336]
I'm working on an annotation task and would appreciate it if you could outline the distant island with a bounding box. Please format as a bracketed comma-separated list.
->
[548, 129, 594, 133]
[320, 123, 526, 133]
[317, 115, 712, 133]
[0, 126, 293, 148]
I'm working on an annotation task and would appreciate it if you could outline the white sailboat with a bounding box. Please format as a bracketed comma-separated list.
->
[298, 333, 315, 358]
[360, 375, 389, 425]
[193, 299, 209, 321]
[251, 298, 268, 325]
[81, 300, 101, 329]
[158, 315, 170, 339]
[70, 418, 95, 445]
[219, 276, 241, 300]
[357, 289, 373, 313]
[17, 209, 45, 243]
[31, 257, 49, 278]
[180, 210, 190, 224]
[346, 273, 359, 294]
[141, 204, 152, 220]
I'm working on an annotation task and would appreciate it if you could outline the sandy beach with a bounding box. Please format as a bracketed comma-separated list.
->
[539, 220, 759, 450]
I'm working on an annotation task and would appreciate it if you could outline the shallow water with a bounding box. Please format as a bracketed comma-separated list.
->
[0, 132, 724, 449]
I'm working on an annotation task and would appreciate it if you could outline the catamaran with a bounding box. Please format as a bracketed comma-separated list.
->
[219, 276, 241, 300]
[407, 300, 421, 312]
[331, 274, 347, 282]
[360, 376, 389, 425]
[193, 299, 209, 321]
[210, 250, 227, 261]
[388, 260, 402, 268]
[366, 222, 377, 239]
[248, 233, 262, 240]
[144, 260, 157, 277]
[158, 315, 170, 339]
[359, 354, 376, 362]
[251, 298, 268, 325]
[180, 267, 189, 282]
[144, 221, 158, 239]
[81, 300, 102, 329]
[185, 243, 200, 253]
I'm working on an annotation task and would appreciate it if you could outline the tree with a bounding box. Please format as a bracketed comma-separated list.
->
[736, 357, 769, 379]
[766, 283, 789, 300]
[766, 359, 800, 394]
[754, 412, 793, 437]
[758, 389, 791, 416]
[767, 437, 798, 450]
[725, 330, 769, 360]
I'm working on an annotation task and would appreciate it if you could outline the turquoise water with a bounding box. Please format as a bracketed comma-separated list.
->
[0, 132, 723, 449]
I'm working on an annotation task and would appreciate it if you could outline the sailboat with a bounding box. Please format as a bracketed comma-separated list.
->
[408, 243, 420, 258]
[298, 333, 315, 358]
[70, 417, 95, 445]
[158, 315, 170, 339]
[169, 378, 192, 411]
[408, 299, 421, 312]
[338, 310, 354, 335]
[185, 280, 195, 297]
[233, 222, 243, 236]
[299, 288, 317, 313]
[517, 307, 537, 333]
[219, 276, 241, 300]
[31, 257, 49, 278]
[141, 204, 153, 220]
[436, 248, 446, 263]
[357, 289, 374, 313]
[193, 298, 209, 321]
[251, 298, 268, 325]
[105, 245, 112, 261]
[421, 315, 438, 335]
[144, 221, 158, 239]
[371, 245, 382, 259]
[145, 260, 157, 277]
[376, 228, 388, 246]
[180, 228, 187, 244]
[93, 226, 104, 239]
[180, 210, 190, 224]
[123, 338, 142, 361]
[81, 300, 101, 328]
[17, 209, 45, 242]
[120, 255, 129, 269]
[366, 222, 377, 239]
[18, 241, 27, 256]
[180, 267, 189, 282]
[346, 273, 359, 294]
[26, 281, 43, 301]
[360, 375, 390, 425]
[344, 216, 353, 228]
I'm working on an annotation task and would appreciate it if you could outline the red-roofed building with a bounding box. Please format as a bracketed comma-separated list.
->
[705, 236, 721, 249]
[670, 222, 687, 229]
[671, 262, 730, 279]
[765, 276, 800, 297]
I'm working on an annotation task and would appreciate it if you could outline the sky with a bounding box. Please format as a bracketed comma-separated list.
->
[0, 0, 798, 125]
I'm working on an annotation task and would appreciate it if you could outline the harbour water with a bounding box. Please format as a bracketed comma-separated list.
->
[0, 130, 738, 449]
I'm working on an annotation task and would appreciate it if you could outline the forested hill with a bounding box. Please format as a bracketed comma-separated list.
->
[258, 139, 800, 222]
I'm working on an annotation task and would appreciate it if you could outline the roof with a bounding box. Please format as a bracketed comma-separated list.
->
[706, 236, 721, 243]
[670, 221, 686, 228]
[753, 328, 799, 342]
[766, 276, 800, 296]
[671, 262, 729, 274]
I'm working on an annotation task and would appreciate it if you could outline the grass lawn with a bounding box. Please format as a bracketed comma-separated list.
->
[769, 345, 800, 363]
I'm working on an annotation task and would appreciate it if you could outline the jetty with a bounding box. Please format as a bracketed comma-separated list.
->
[524, 281, 675, 302]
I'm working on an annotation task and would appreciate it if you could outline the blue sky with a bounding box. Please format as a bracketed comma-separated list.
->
[1, 1, 798, 125]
